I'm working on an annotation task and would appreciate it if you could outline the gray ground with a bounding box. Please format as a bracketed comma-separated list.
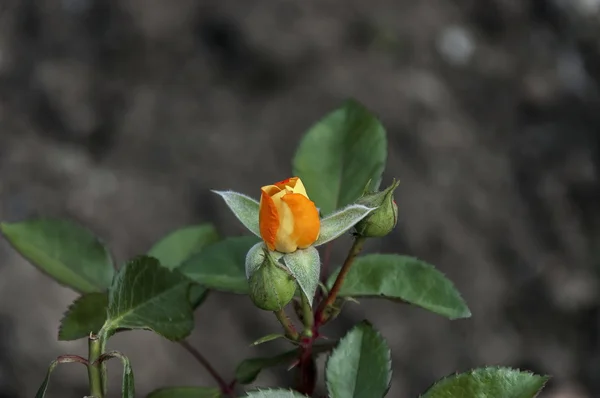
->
[1, 1, 600, 397]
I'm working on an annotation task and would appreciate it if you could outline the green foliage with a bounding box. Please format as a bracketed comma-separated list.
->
[148, 224, 221, 309]
[213, 191, 261, 237]
[102, 352, 135, 398]
[179, 236, 259, 294]
[328, 254, 471, 320]
[34, 360, 59, 398]
[147, 387, 221, 398]
[282, 247, 320, 304]
[313, 204, 375, 246]
[250, 333, 286, 346]
[293, 99, 387, 215]
[121, 357, 135, 398]
[326, 321, 391, 398]
[188, 285, 210, 309]
[59, 292, 108, 341]
[421, 367, 549, 398]
[102, 256, 194, 341]
[1, 218, 114, 293]
[148, 224, 220, 270]
[9, 100, 550, 398]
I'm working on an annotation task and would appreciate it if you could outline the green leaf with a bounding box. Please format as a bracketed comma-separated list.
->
[328, 254, 471, 320]
[148, 387, 221, 398]
[58, 292, 108, 341]
[314, 204, 376, 246]
[283, 247, 320, 305]
[236, 343, 334, 385]
[179, 236, 259, 294]
[147, 225, 219, 310]
[421, 367, 549, 398]
[189, 285, 209, 309]
[325, 321, 391, 398]
[1, 218, 114, 293]
[102, 351, 135, 398]
[120, 354, 135, 398]
[35, 360, 59, 398]
[251, 333, 285, 346]
[244, 389, 308, 397]
[212, 191, 260, 237]
[148, 224, 220, 270]
[292, 99, 387, 215]
[102, 256, 194, 341]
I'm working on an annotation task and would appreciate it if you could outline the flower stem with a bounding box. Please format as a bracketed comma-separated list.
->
[315, 235, 366, 325]
[274, 308, 299, 340]
[299, 292, 314, 337]
[179, 340, 234, 396]
[87, 334, 104, 398]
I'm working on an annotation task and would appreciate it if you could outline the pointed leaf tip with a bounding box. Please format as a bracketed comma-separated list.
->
[58, 292, 108, 341]
[326, 321, 392, 398]
[421, 367, 549, 398]
[1, 218, 114, 293]
[148, 224, 220, 270]
[328, 254, 471, 320]
[212, 190, 261, 237]
[292, 100, 387, 216]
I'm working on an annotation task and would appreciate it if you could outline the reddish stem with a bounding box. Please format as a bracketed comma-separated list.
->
[315, 236, 365, 326]
[57, 354, 89, 365]
[179, 340, 235, 397]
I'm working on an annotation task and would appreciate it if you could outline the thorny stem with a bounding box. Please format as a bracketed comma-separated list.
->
[87, 334, 104, 398]
[274, 308, 299, 340]
[179, 340, 235, 397]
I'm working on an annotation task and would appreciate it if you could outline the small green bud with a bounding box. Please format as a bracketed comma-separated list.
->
[248, 248, 297, 311]
[354, 179, 400, 237]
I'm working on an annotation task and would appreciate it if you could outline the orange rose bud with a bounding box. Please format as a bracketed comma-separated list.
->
[259, 177, 320, 253]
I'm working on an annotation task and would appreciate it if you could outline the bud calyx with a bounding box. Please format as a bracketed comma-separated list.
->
[354, 179, 400, 238]
[248, 247, 297, 311]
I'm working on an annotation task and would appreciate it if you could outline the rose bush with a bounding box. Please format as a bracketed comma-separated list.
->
[0, 100, 549, 398]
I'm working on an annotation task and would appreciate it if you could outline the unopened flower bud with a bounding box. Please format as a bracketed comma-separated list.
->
[248, 248, 297, 311]
[354, 179, 400, 237]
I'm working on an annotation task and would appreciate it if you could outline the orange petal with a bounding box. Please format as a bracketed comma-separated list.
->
[259, 189, 280, 251]
[274, 177, 299, 190]
[261, 185, 283, 196]
[280, 193, 320, 249]
[290, 177, 308, 198]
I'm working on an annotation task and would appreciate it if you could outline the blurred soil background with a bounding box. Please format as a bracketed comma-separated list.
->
[1, 0, 600, 397]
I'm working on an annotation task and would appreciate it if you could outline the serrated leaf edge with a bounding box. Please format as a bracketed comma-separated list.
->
[325, 320, 392, 397]
[419, 366, 551, 398]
